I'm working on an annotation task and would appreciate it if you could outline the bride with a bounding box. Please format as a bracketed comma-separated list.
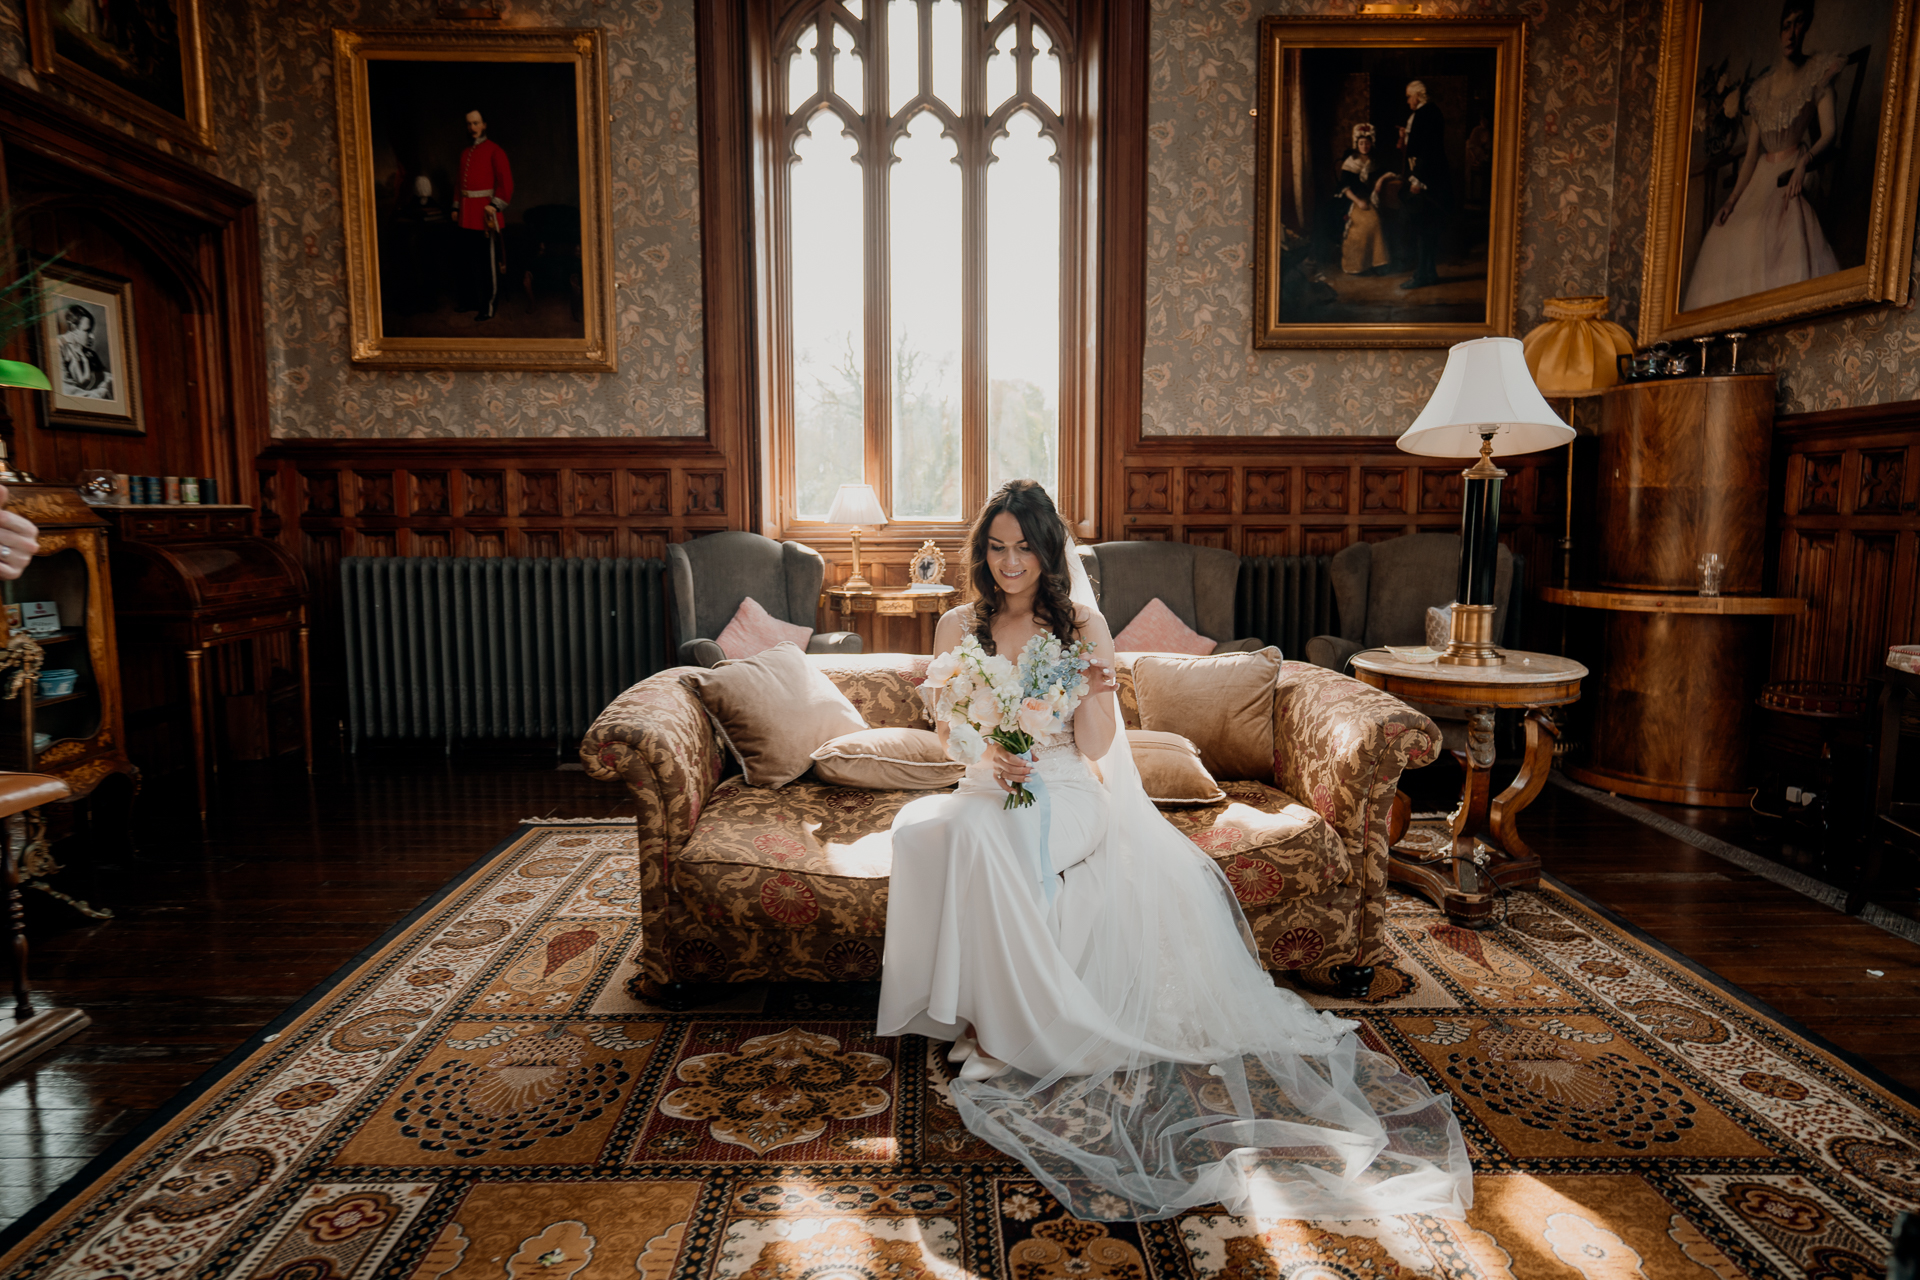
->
[877, 480, 1472, 1222]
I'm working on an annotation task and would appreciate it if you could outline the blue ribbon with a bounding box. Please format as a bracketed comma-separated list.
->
[1009, 750, 1057, 911]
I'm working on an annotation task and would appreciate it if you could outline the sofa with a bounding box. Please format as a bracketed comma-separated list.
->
[581, 652, 1441, 1009]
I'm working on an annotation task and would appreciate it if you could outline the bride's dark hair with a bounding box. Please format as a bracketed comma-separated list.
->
[966, 479, 1077, 653]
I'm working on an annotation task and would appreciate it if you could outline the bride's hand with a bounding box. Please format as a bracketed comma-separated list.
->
[981, 742, 1031, 793]
[1784, 163, 1807, 202]
[1084, 659, 1118, 697]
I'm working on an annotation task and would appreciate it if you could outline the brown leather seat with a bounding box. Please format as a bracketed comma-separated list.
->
[0, 775, 69, 817]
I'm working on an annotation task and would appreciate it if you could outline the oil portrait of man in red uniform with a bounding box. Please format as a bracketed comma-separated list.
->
[363, 57, 586, 342]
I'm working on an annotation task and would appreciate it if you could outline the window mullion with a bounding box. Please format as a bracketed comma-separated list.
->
[961, 0, 988, 519]
[863, 9, 892, 516]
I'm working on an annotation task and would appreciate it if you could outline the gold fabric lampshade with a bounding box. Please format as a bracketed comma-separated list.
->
[1520, 295, 1634, 395]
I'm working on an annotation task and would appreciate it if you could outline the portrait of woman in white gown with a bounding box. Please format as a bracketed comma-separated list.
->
[877, 479, 1472, 1223]
[1682, 0, 1844, 311]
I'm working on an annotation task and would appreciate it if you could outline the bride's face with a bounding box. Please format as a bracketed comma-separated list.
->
[985, 511, 1040, 600]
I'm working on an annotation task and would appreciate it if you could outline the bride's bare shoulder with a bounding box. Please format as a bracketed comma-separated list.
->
[940, 603, 977, 628]
[1071, 603, 1109, 636]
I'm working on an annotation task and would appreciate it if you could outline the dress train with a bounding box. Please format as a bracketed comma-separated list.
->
[878, 713, 1473, 1222]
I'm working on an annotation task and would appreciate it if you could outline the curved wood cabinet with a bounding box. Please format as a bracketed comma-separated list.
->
[1565, 376, 1787, 806]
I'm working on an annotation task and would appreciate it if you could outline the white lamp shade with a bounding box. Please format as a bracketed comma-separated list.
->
[825, 482, 888, 527]
[1398, 336, 1576, 458]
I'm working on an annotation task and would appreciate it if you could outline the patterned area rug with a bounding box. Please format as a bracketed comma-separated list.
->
[3, 821, 1916, 1278]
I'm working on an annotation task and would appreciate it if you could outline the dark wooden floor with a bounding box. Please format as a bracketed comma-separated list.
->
[0, 749, 1914, 1235]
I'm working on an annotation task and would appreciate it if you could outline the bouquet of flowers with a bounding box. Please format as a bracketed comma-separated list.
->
[922, 632, 1097, 809]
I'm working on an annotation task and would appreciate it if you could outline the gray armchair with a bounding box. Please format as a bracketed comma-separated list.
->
[1080, 540, 1265, 653]
[1304, 534, 1514, 672]
[1304, 533, 1514, 749]
[666, 531, 863, 668]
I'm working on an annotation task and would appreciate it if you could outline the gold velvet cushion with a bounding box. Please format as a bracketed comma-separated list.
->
[682, 642, 868, 787]
[1128, 730, 1225, 805]
[811, 728, 966, 790]
[1131, 647, 1281, 781]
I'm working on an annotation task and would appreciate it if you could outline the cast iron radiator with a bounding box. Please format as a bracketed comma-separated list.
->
[1236, 556, 1336, 659]
[341, 557, 669, 752]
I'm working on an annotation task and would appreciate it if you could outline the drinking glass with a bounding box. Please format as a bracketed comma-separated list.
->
[1697, 553, 1724, 597]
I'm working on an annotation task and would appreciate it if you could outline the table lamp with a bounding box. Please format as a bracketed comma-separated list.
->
[1398, 336, 1573, 666]
[826, 482, 887, 593]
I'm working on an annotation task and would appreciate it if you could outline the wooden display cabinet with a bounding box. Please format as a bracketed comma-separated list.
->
[0, 484, 137, 804]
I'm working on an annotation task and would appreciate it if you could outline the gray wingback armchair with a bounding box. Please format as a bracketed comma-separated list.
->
[1304, 534, 1515, 672]
[1304, 533, 1514, 749]
[1080, 540, 1265, 653]
[666, 531, 863, 668]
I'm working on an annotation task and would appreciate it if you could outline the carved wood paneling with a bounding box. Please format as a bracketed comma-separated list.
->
[1103, 439, 1563, 590]
[1772, 401, 1920, 685]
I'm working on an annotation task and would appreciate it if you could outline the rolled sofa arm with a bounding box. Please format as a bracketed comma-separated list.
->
[1271, 659, 1441, 859]
[1270, 661, 1440, 967]
[580, 669, 730, 983]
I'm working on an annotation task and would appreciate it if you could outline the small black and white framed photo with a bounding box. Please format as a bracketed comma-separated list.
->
[37, 264, 143, 434]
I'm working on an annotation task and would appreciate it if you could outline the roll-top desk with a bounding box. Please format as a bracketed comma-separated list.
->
[100, 506, 312, 821]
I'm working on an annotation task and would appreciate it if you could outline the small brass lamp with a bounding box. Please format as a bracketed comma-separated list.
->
[826, 482, 888, 593]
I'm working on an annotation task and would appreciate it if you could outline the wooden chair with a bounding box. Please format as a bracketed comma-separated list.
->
[0, 772, 82, 1076]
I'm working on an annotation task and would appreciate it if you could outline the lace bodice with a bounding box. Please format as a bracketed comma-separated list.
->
[1746, 52, 1844, 151]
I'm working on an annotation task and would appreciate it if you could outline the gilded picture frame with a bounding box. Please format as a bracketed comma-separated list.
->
[1252, 16, 1525, 349]
[1638, 0, 1920, 345]
[334, 27, 616, 372]
[24, 0, 213, 152]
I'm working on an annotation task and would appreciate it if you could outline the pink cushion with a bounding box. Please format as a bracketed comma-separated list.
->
[716, 596, 813, 660]
[1890, 644, 1920, 675]
[1112, 597, 1216, 656]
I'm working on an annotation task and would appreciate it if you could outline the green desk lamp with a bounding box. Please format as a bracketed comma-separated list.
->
[0, 360, 47, 484]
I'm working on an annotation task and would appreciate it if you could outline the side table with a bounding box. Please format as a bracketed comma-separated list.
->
[824, 585, 956, 654]
[1351, 649, 1586, 928]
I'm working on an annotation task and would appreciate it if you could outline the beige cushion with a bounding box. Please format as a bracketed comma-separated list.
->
[1131, 647, 1280, 781]
[682, 642, 867, 787]
[1129, 730, 1225, 806]
[811, 728, 966, 790]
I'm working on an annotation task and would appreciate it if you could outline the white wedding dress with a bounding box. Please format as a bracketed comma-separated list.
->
[877, 593, 1472, 1223]
[1683, 53, 1845, 311]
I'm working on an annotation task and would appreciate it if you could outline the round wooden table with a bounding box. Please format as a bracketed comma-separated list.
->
[1351, 648, 1586, 929]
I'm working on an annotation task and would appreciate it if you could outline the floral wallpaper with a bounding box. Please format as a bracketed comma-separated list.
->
[1, 0, 709, 440]
[6, 0, 1918, 439]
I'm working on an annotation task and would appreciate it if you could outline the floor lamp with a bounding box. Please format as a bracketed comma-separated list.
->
[1397, 337, 1574, 666]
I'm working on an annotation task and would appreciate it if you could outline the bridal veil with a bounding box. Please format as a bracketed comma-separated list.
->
[940, 537, 1473, 1222]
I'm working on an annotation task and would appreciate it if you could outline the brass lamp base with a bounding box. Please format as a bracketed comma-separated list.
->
[842, 529, 874, 594]
[1436, 602, 1505, 666]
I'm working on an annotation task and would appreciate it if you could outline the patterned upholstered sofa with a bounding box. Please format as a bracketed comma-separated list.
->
[581, 652, 1440, 1009]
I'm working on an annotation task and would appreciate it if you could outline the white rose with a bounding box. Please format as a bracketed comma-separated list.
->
[923, 650, 961, 689]
[947, 720, 985, 763]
